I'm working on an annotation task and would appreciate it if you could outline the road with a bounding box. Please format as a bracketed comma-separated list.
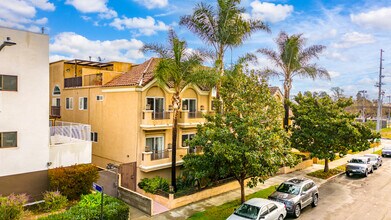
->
[287, 156, 391, 220]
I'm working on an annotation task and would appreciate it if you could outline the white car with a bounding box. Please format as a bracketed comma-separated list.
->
[227, 198, 286, 220]
[346, 157, 373, 177]
[363, 154, 382, 170]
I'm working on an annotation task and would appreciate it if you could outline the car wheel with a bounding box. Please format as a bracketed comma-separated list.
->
[346, 171, 350, 177]
[364, 169, 368, 177]
[278, 214, 284, 220]
[311, 194, 319, 207]
[294, 204, 301, 218]
[370, 167, 374, 173]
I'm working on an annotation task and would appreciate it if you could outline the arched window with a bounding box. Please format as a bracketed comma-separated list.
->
[53, 85, 61, 95]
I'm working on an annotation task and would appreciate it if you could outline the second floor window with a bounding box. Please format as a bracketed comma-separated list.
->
[0, 75, 17, 91]
[182, 134, 195, 147]
[79, 97, 88, 110]
[90, 132, 98, 142]
[66, 97, 73, 110]
[146, 97, 164, 119]
[0, 132, 17, 148]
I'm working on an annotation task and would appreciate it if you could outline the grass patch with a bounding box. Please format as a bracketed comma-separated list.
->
[188, 185, 277, 220]
[373, 149, 382, 155]
[307, 165, 346, 179]
[381, 128, 391, 138]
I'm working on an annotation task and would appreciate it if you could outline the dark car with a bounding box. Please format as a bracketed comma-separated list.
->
[268, 177, 319, 218]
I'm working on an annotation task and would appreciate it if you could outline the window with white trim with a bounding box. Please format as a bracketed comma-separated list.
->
[90, 132, 98, 142]
[79, 97, 88, 110]
[181, 134, 195, 147]
[66, 97, 73, 110]
[96, 95, 104, 101]
[53, 85, 60, 95]
[0, 132, 17, 148]
[0, 75, 17, 91]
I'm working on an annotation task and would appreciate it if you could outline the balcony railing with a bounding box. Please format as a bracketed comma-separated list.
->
[49, 121, 91, 145]
[51, 106, 61, 118]
[187, 111, 204, 119]
[142, 111, 171, 120]
[151, 150, 170, 160]
[64, 77, 82, 88]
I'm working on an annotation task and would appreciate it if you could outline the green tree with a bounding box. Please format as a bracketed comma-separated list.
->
[183, 65, 295, 203]
[180, 0, 269, 98]
[142, 30, 215, 191]
[257, 32, 330, 130]
[290, 92, 378, 172]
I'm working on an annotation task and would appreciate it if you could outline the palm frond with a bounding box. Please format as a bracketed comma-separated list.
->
[257, 48, 283, 68]
[141, 43, 169, 58]
[295, 64, 330, 80]
[299, 45, 326, 64]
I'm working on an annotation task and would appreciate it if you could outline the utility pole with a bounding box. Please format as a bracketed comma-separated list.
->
[387, 95, 391, 122]
[376, 49, 385, 131]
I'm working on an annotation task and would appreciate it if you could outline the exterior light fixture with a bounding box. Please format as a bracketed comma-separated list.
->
[0, 37, 16, 51]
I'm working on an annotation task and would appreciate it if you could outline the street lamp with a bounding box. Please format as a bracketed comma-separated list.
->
[0, 37, 16, 51]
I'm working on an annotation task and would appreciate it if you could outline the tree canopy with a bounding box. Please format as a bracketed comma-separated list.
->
[290, 92, 379, 172]
[183, 64, 295, 203]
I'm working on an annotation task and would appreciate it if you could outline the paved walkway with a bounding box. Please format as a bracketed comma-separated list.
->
[129, 140, 388, 220]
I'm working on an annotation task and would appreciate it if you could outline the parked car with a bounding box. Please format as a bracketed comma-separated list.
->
[226, 198, 286, 220]
[346, 157, 373, 177]
[382, 146, 391, 157]
[268, 177, 319, 218]
[363, 154, 382, 170]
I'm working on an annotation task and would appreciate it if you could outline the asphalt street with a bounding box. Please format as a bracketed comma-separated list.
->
[287, 155, 391, 220]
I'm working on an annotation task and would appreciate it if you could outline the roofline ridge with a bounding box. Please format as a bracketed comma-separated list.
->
[139, 58, 154, 87]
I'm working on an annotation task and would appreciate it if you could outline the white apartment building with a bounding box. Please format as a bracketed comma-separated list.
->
[0, 27, 92, 200]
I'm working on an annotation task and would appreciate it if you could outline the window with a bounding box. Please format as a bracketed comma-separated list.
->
[182, 134, 195, 147]
[0, 75, 17, 91]
[182, 99, 197, 112]
[90, 132, 98, 142]
[0, 132, 17, 148]
[146, 136, 164, 152]
[146, 97, 164, 119]
[53, 85, 60, 95]
[96, 95, 104, 101]
[79, 97, 88, 110]
[267, 204, 278, 213]
[66, 97, 73, 110]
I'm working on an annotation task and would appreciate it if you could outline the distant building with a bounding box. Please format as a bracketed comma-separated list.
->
[0, 27, 91, 200]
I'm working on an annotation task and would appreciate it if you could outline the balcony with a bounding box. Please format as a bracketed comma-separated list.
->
[64, 77, 82, 88]
[140, 110, 172, 130]
[178, 110, 206, 127]
[140, 147, 188, 172]
[51, 106, 61, 118]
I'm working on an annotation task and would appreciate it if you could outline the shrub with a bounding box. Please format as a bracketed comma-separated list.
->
[138, 176, 169, 194]
[0, 194, 28, 220]
[39, 191, 68, 212]
[40, 193, 129, 220]
[48, 164, 99, 200]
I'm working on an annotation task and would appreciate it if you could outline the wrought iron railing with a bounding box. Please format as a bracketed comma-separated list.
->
[64, 77, 82, 88]
[151, 150, 170, 160]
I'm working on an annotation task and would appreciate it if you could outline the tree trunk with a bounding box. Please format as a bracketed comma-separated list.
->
[324, 158, 329, 172]
[283, 79, 291, 131]
[171, 94, 181, 192]
[215, 45, 224, 113]
[239, 179, 245, 203]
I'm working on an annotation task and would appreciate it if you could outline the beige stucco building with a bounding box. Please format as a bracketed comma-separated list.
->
[49, 58, 213, 191]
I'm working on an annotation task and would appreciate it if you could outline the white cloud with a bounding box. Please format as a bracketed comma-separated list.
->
[248, 1, 293, 23]
[65, 0, 117, 19]
[110, 16, 170, 36]
[328, 71, 340, 78]
[351, 7, 391, 30]
[49, 32, 145, 63]
[0, 0, 54, 32]
[332, 32, 375, 48]
[134, 0, 168, 9]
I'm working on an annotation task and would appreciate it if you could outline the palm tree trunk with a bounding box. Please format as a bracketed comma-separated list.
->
[171, 94, 180, 192]
[283, 80, 291, 131]
[216, 45, 224, 113]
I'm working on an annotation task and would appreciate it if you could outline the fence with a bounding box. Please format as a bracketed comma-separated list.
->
[50, 121, 91, 145]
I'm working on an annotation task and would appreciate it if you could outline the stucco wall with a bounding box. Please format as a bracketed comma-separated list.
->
[49, 140, 92, 168]
[0, 27, 49, 177]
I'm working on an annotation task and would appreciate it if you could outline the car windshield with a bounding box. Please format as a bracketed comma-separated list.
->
[384, 147, 391, 150]
[234, 204, 260, 220]
[277, 183, 300, 195]
[350, 159, 365, 164]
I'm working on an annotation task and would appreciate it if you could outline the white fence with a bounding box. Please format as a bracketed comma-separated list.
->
[50, 121, 91, 145]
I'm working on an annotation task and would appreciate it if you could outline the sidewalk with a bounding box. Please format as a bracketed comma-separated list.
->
[130, 140, 387, 220]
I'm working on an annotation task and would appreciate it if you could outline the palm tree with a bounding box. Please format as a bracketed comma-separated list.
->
[257, 32, 330, 129]
[180, 0, 270, 99]
[142, 30, 212, 191]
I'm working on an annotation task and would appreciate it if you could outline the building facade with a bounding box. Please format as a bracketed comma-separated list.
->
[0, 27, 91, 200]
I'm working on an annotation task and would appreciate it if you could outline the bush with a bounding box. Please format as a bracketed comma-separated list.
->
[40, 193, 129, 220]
[48, 164, 99, 200]
[138, 176, 169, 194]
[39, 191, 68, 212]
[0, 194, 28, 220]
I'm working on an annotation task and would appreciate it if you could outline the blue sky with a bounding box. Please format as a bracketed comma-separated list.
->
[1, 0, 391, 99]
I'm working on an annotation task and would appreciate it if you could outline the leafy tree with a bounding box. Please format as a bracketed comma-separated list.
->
[183, 64, 295, 203]
[330, 87, 344, 100]
[290, 92, 378, 172]
[142, 30, 216, 191]
[180, 0, 269, 99]
[257, 32, 330, 130]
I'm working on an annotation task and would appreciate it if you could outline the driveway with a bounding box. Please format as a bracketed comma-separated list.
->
[287, 155, 391, 220]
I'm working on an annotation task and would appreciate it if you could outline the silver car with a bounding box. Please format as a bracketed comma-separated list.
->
[268, 178, 319, 218]
[364, 154, 382, 169]
[382, 146, 391, 157]
[226, 198, 286, 220]
[346, 157, 373, 177]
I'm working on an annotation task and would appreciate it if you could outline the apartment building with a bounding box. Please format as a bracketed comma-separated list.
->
[0, 27, 92, 200]
[49, 57, 213, 191]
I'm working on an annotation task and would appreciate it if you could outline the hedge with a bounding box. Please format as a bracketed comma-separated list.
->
[0, 194, 28, 220]
[48, 164, 99, 200]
